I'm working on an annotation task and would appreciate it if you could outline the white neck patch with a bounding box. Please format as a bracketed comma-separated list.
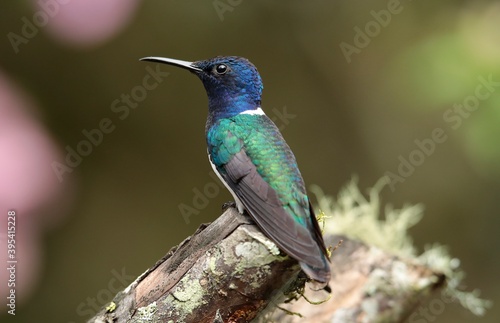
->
[239, 107, 265, 116]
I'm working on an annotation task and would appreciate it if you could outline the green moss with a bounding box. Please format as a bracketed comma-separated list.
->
[220, 227, 290, 289]
[312, 177, 422, 257]
[223, 228, 287, 273]
[208, 247, 224, 277]
[134, 301, 157, 322]
[172, 277, 205, 305]
[105, 301, 116, 313]
[312, 177, 492, 316]
[162, 275, 207, 322]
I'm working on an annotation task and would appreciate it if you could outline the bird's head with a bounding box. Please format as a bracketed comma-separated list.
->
[140, 56, 264, 117]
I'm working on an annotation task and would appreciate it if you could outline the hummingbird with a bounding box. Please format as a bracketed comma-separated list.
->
[140, 56, 331, 286]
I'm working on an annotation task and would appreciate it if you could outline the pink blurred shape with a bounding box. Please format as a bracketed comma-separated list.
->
[37, 0, 141, 47]
[0, 72, 67, 218]
[0, 69, 71, 308]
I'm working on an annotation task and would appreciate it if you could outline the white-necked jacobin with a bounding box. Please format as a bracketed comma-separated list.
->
[140, 56, 331, 286]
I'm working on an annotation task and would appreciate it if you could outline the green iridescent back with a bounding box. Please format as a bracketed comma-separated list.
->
[207, 114, 310, 225]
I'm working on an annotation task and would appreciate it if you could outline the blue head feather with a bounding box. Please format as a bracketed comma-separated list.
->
[192, 56, 264, 120]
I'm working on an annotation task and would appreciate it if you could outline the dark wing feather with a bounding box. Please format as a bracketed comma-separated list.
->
[220, 149, 327, 269]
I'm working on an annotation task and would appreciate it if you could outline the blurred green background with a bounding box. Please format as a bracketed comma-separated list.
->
[1, 0, 499, 322]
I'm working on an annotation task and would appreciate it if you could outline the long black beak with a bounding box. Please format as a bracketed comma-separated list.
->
[139, 56, 202, 72]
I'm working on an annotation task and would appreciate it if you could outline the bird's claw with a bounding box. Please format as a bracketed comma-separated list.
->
[222, 201, 237, 211]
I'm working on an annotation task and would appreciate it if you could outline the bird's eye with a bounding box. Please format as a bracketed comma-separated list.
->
[215, 64, 228, 75]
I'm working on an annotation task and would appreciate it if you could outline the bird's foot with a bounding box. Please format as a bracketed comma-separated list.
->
[222, 201, 237, 212]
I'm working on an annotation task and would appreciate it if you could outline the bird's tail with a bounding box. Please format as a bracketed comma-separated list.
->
[301, 201, 332, 291]
[300, 256, 331, 291]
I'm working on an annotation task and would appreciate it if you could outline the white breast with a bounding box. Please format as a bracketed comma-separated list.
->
[208, 153, 245, 214]
[239, 107, 265, 116]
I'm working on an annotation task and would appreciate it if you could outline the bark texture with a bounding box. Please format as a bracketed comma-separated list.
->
[264, 235, 446, 322]
[88, 207, 445, 323]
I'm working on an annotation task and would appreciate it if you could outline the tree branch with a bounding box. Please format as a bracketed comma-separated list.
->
[88, 207, 446, 323]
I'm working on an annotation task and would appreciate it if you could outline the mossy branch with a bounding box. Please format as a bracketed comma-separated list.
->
[87, 179, 490, 322]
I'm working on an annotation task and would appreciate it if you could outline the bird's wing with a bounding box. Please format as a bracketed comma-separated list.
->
[216, 148, 327, 269]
